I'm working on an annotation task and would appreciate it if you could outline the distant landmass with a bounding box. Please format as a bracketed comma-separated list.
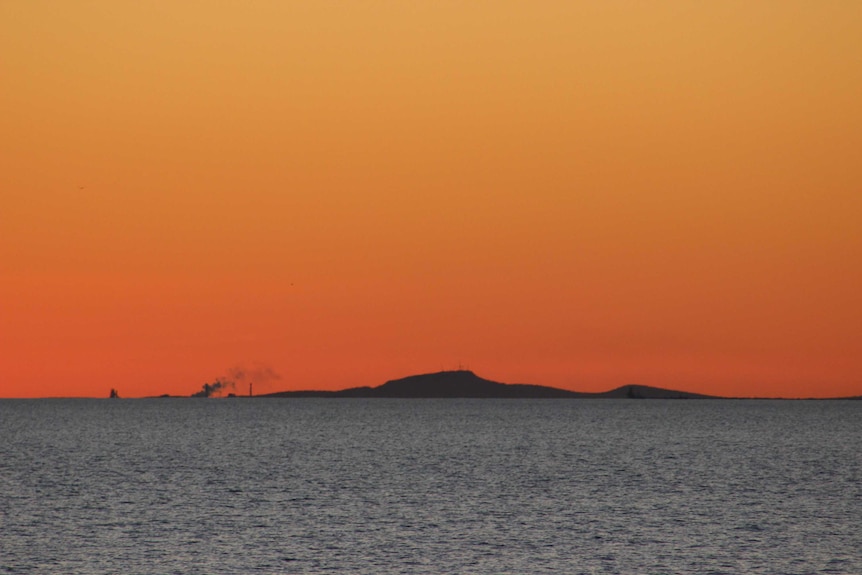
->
[260, 370, 718, 399]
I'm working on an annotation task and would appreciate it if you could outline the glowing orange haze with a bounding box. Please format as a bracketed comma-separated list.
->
[2, 2, 860, 398]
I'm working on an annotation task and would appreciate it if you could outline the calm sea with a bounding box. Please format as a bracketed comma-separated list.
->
[1, 398, 859, 574]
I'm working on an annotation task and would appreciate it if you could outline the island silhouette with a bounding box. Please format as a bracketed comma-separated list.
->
[257, 370, 718, 399]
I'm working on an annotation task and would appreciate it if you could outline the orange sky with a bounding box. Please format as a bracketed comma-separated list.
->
[2, 1, 860, 398]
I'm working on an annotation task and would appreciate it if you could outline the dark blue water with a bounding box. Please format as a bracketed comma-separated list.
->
[1, 399, 860, 574]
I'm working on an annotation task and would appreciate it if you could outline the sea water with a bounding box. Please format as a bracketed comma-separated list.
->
[1, 398, 859, 574]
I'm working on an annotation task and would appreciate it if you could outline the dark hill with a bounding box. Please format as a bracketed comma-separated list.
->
[262, 370, 717, 399]
[364, 370, 584, 398]
[598, 384, 717, 399]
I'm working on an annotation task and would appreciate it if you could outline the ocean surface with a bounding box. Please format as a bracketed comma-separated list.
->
[1, 398, 859, 574]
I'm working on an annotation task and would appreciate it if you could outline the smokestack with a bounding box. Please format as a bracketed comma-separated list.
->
[249, 382, 253, 397]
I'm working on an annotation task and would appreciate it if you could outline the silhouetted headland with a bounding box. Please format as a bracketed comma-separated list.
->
[260, 370, 718, 399]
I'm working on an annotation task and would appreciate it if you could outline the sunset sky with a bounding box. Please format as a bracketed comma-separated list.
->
[2, 1, 860, 398]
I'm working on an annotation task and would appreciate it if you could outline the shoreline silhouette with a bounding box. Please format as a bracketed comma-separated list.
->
[253, 370, 856, 400]
[115, 370, 860, 400]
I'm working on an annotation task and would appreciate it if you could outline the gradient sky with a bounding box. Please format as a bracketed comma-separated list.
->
[2, 1, 860, 398]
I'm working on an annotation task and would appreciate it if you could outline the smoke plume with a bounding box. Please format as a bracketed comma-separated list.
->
[191, 363, 281, 397]
[191, 377, 234, 398]
[227, 364, 281, 388]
